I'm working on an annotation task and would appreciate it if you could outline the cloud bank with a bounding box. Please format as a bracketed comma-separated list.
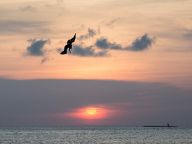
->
[57, 33, 154, 57]
[26, 33, 154, 59]
[96, 34, 154, 51]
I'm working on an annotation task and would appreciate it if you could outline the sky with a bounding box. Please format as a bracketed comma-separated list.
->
[0, 0, 192, 126]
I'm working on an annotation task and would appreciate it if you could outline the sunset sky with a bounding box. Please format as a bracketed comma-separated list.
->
[0, 0, 192, 126]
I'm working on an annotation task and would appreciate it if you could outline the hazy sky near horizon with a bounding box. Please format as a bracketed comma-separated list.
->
[0, 0, 192, 126]
[0, 79, 192, 126]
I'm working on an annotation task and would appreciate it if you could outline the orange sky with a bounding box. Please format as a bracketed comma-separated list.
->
[0, 0, 192, 89]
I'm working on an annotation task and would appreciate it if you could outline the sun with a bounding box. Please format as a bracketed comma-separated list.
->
[86, 108, 97, 115]
[83, 107, 99, 119]
[66, 106, 109, 120]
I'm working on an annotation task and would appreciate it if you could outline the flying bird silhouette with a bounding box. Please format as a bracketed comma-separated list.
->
[60, 33, 76, 55]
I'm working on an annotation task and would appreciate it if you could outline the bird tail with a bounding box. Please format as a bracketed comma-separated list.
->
[60, 51, 67, 54]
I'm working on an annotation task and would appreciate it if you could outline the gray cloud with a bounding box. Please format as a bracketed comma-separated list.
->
[26, 39, 48, 56]
[127, 34, 154, 51]
[96, 34, 154, 51]
[95, 38, 122, 50]
[71, 45, 108, 57]
[79, 28, 97, 40]
[0, 79, 192, 126]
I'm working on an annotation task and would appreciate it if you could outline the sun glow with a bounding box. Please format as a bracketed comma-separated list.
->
[67, 106, 109, 120]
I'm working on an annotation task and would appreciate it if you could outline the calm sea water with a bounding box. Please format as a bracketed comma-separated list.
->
[0, 127, 192, 144]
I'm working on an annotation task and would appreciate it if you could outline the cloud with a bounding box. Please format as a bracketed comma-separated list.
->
[79, 28, 97, 40]
[57, 45, 108, 57]
[56, 34, 154, 57]
[127, 34, 154, 51]
[26, 39, 49, 56]
[95, 38, 122, 50]
[96, 34, 154, 51]
[56, 33, 154, 58]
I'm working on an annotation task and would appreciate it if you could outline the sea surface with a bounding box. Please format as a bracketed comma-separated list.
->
[0, 127, 192, 144]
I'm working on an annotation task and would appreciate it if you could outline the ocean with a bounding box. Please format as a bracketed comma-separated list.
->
[0, 127, 192, 144]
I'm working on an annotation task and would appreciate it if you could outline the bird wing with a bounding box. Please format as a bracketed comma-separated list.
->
[69, 33, 76, 43]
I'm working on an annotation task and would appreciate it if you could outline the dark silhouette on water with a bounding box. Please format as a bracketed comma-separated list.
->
[144, 123, 177, 128]
[60, 33, 76, 55]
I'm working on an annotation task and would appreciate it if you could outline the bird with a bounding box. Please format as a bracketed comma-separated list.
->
[60, 33, 76, 55]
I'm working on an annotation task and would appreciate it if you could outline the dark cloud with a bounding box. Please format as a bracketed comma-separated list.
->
[95, 38, 122, 50]
[96, 34, 154, 51]
[71, 45, 108, 57]
[127, 34, 154, 51]
[79, 28, 97, 40]
[26, 39, 48, 56]
[0, 79, 192, 126]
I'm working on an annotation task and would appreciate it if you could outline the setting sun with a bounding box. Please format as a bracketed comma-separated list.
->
[66, 106, 110, 120]
[86, 108, 97, 115]
[80, 107, 106, 119]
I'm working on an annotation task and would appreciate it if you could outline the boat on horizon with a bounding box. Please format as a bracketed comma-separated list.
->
[143, 123, 177, 128]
